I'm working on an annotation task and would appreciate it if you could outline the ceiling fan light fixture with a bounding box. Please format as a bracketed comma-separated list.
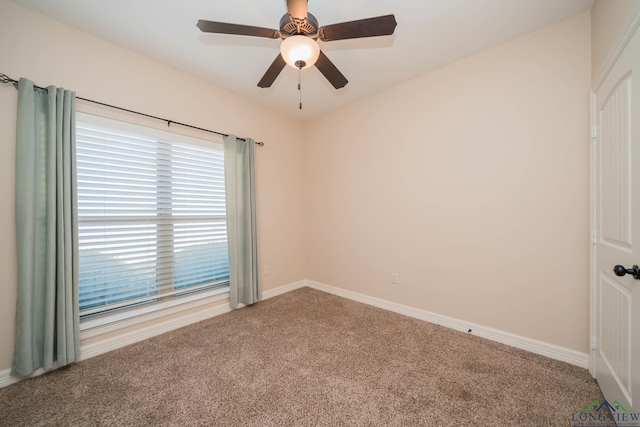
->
[280, 35, 320, 70]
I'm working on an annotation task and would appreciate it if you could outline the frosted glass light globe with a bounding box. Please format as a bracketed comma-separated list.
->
[280, 35, 320, 70]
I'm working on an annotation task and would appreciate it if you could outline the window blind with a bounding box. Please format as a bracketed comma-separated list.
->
[76, 119, 229, 316]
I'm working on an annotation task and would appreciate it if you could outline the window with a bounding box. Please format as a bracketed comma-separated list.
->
[76, 114, 229, 317]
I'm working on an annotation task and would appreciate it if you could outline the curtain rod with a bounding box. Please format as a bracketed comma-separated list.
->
[0, 73, 264, 146]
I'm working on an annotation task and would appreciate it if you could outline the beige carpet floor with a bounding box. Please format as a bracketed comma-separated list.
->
[0, 287, 606, 426]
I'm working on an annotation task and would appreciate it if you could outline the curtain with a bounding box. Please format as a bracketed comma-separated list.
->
[12, 78, 80, 376]
[224, 135, 260, 309]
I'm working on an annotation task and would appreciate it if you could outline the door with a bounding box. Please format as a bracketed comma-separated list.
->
[594, 23, 640, 413]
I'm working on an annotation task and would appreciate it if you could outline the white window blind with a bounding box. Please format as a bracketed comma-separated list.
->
[76, 116, 229, 316]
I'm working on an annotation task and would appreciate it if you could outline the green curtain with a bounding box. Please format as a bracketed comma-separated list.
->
[224, 135, 260, 309]
[12, 78, 80, 377]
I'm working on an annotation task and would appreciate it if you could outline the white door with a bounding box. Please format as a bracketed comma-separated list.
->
[594, 23, 640, 413]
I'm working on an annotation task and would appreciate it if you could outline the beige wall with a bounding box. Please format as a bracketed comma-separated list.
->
[0, 1, 307, 372]
[305, 12, 591, 353]
[0, 2, 608, 375]
[591, 0, 640, 79]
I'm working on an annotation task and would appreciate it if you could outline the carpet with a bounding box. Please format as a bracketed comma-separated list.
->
[0, 287, 606, 426]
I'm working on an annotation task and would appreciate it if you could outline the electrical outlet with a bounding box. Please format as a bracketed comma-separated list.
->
[392, 273, 399, 284]
[264, 265, 270, 275]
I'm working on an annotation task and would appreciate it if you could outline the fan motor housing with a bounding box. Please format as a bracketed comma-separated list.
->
[280, 13, 319, 36]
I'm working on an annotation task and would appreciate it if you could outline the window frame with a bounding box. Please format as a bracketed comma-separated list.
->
[75, 112, 230, 328]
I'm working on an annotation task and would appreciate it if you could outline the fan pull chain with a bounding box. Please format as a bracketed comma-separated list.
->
[298, 67, 302, 110]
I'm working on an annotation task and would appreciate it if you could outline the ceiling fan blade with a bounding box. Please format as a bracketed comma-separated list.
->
[315, 50, 348, 89]
[257, 54, 287, 88]
[319, 14, 397, 42]
[197, 20, 279, 39]
[286, 0, 308, 20]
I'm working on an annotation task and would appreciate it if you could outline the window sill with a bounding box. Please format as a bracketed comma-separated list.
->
[79, 286, 230, 340]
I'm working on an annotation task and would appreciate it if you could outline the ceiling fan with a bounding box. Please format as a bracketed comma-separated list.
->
[196, 0, 397, 89]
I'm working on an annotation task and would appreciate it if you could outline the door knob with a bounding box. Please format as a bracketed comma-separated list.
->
[613, 265, 640, 280]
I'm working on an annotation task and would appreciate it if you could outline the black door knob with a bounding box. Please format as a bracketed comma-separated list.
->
[613, 265, 640, 280]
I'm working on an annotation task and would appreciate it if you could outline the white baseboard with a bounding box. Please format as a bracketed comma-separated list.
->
[305, 280, 590, 369]
[81, 280, 305, 361]
[79, 303, 233, 361]
[0, 366, 56, 389]
[0, 280, 307, 389]
[0, 278, 588, 388]
[262, 279, 307, 299]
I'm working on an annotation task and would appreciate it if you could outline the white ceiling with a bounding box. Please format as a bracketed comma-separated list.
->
[10, 0, 593, 121]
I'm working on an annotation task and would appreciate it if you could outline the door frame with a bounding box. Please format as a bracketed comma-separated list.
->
[589, 7, 640, 377]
